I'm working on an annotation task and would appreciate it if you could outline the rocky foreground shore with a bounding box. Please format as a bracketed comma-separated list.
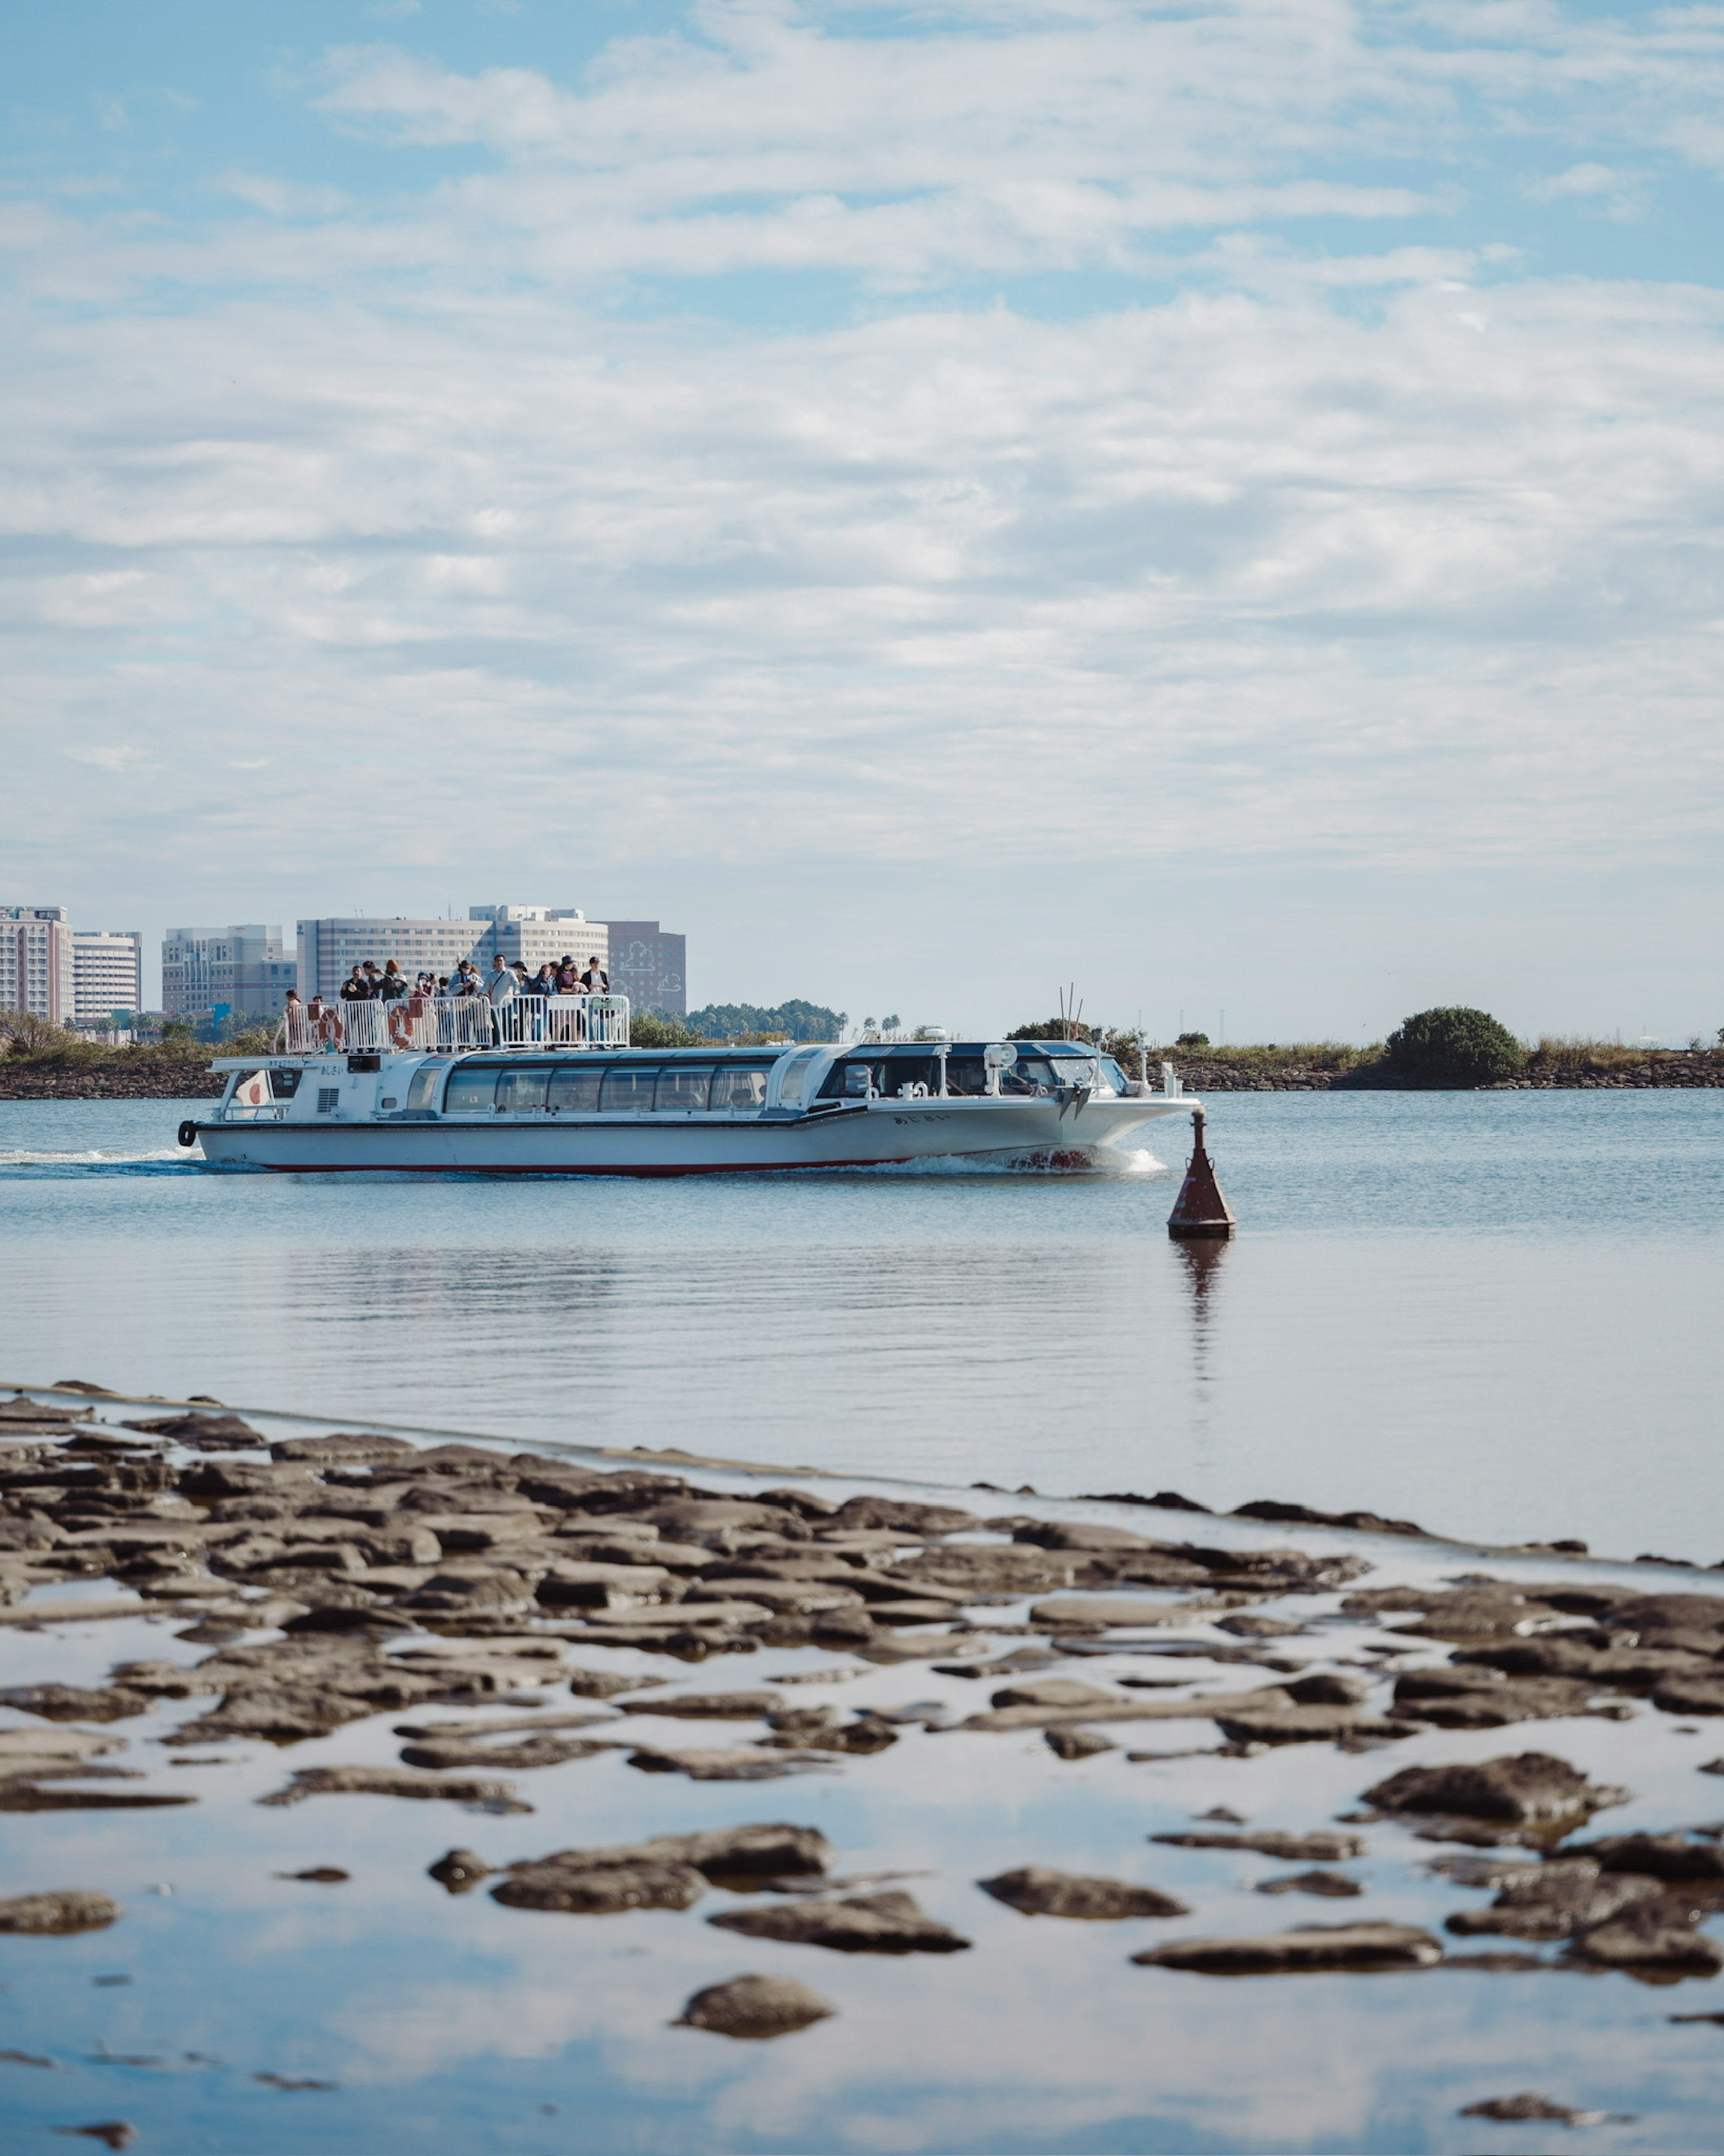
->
[4, 1386, 1724, 2142]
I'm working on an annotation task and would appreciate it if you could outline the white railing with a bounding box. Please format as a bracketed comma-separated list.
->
[273, 995, 630, 1055]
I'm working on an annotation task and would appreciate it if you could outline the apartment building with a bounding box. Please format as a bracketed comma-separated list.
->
[72, 930, 144, 1023]
[0, 905, 75, 1023]
[162, 926, 297, 1021]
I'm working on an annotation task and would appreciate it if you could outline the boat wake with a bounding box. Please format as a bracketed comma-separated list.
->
[0, 1146, 196, 1173]
[836, 1146, 1168, 1178]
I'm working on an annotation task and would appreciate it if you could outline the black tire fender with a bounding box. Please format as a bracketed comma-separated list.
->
[177, 1120, 199, 1149]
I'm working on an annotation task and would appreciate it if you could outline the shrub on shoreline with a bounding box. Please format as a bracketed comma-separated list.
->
[1384, 1007, 1525, 1085]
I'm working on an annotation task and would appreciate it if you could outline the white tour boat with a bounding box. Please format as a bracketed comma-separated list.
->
[185, 996, 1199, 1176]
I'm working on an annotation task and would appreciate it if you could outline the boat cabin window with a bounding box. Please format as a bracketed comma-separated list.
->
[710, 1061, 773, 1111]
[777, 1051, 819, 1107]
[269, 1067, 303, 1098]
[656, 1064, 716, 1112]
[547, 1063, 606, 1114]
[497, 1066, 549, 1115]
[600, 1065, 661, 1113]
[1000, 1054, 1057, 1095]
[942, 1055, 989, 1097]
[1098, 1058, 1126, 1094]
[443, 1066, 499, 1115]
[405, 1062, 444, 1113]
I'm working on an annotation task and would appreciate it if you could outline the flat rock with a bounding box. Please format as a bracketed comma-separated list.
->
[1283, 1673, 1374, 1706]
[617, 1690, 782, 1720]
[990, 1677, 1126, 1711]
[1604, 1593, 1724, 1636]
[1445, 1858, 1662, 1940]
[1566, 1901, 1724, 1973]
[627, 1746, 822, 1781]
[1459, 2094, 1608, 2126]
[960, 1685, 1294, 1733]
[1213, 1704, 1403, 1746]
[566, 1667, 665, 1700]
[1361, 1752, 1628, 1829]
[828, 1496, 975, 1535]
[1651, 1673, 1724, 1715]
[1131, 1922, 1443, 1974]
[1563, 1833, 1724, 1884]
[507, 1823, 831, 1882]
[495, 1860, 707, 1913]
[259, 1766, 528, 1809]
[0, 1889, 123, 1935]
[980, 1866, 1188, 1919]
[0, 1683, 150, 1723]
[427, 1848, 493, 1893]
[400, 1736, 612, 1772]
[1012, 1521, 1164, 1552]
[1030, 1595, 1221, 1630]
[1151, 1830, 1368, 1862]
[675, 1973, 835, 2040]
[270, 1433, 417, 1464]
[711, 1888, 971, 1954]
[1046, 1725, 1116, 1759]
[1257, 1871, 1363, 1898]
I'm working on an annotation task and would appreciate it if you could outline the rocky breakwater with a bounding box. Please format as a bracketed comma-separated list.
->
[4, 1385, 1724, 2136]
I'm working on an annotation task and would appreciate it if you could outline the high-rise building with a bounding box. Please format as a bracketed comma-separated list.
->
[602, 921, 686, 1017]
[162, 926, 297, 1021]
[295, 908, 612, 1000]
[0, 906, 75, 1023]
[72, 931, 144, 1023]
[469, 907, 610, 981]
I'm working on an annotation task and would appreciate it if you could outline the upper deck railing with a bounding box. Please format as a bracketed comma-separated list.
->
[273, 994, 631, 1056]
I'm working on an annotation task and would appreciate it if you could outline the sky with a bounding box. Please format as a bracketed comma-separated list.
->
[3, 0, 1722, 1039]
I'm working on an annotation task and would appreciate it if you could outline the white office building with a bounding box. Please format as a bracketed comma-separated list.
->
[296, 907, 610, 1001]
[1, 906, 75, 1024]
[73, 931, 144, 1023]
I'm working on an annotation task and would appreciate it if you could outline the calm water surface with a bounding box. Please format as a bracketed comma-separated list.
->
[1, 1090, 1720, 1558]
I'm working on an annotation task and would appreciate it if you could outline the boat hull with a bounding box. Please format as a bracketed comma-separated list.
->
[191, 1096, 1192, 1176]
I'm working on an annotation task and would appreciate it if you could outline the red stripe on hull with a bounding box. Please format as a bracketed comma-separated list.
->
[246, 1156, 913, 1177]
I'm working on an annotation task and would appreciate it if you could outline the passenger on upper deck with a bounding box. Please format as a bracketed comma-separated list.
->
[555, 955, 581, 994]
[581, 955, 609, 993]
[339, 966, 369, 1004]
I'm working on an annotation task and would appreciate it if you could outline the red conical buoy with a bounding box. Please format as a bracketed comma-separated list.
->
[1167, 1107, 1236, 1239]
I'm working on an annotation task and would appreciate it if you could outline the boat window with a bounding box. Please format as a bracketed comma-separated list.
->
[942, 1056, 989, 1097]
[269, 1067, 302, 1099]
[655, 1065, 715, 1112]
[1098, 1058, 1127, 1094]
[778, 1053, 818, 1107]
[816, 1058, 875, 1100]
[1000, 1054, 1057, 1095]
[405, 1062, 443, 1113]
[710, 1062, 773, 1111]
[880, 1056, 936, 1098]
[444, 1066, 500, 1115]
[547, 1063, 606, 1114]
[496, 1065, 549, 1115]
[600, 1064, 661, 1112]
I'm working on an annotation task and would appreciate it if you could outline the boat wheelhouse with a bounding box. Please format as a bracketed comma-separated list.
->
[187, 999, 1200, 1176]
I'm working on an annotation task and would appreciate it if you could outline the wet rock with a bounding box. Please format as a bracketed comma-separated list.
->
[1030, 1595, 1228, 1631]
[991, 1677, 1126, 1711]
[534, 1563, 676, 1610]
[566, 1667, 665, 1700]
[641, 1499, 808, 1538]
[1565, 1901, 1724, 1974]
[675, 1973, 835, 2040]
[279, 1867, 348, 1883]
[396, 1570, 537, 1617]
[51, 2123, 135, 2150]
[827, 1497, 976, 1535]
[270, 1433, 417, 1464]
[400, 1735, 612, 1772]
[979, 1866, 1188, 1919]
[1651, 1673, 1724, 1715]
[1445, 1859, 1663, 1939]
[1152, 1831, 1368, 1861]
[512, 1823, 831, 1884]
[619, 1690, 782, 1719]
[1012, 1521, 1165, 1552]
[764, 1720, 898, 1756]
[1229, 1499, 1425, 1536]
[1459, 2094, 1608, 2126]
[127, 1411, 264, 1448]
[627, 1746, 822, 1781]
[711, 1888, 971, 1953]
[1217, 1614, 1307, 1639]
[496, 1860, 707, 1913]
[1257, 1871, 1363, 1898]
[1212, 1703, 1411, 1746]
[0, 1684, 150, 1723]
[1603, 1593, 1724, 1637]
[1046, 1725, 1115, 1759]
[1458, 1637, 1713, 1689]
[960, 1685, 1295, 1733]
[1131, 1922, 1443, 1974]
[1360, 1752, 1629, 1831]
[897, 1546, 1080, 1594]
[1283, 1673, 1374, 1706]
[1563, 1833, 1724, 1884]
[0, 1890, 122, 1935]
[259, 1766, 528, 1809]
[428, 1848, 493, 1893]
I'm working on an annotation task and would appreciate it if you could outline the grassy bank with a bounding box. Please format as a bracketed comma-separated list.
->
[2, 1013, 1720, 1099]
